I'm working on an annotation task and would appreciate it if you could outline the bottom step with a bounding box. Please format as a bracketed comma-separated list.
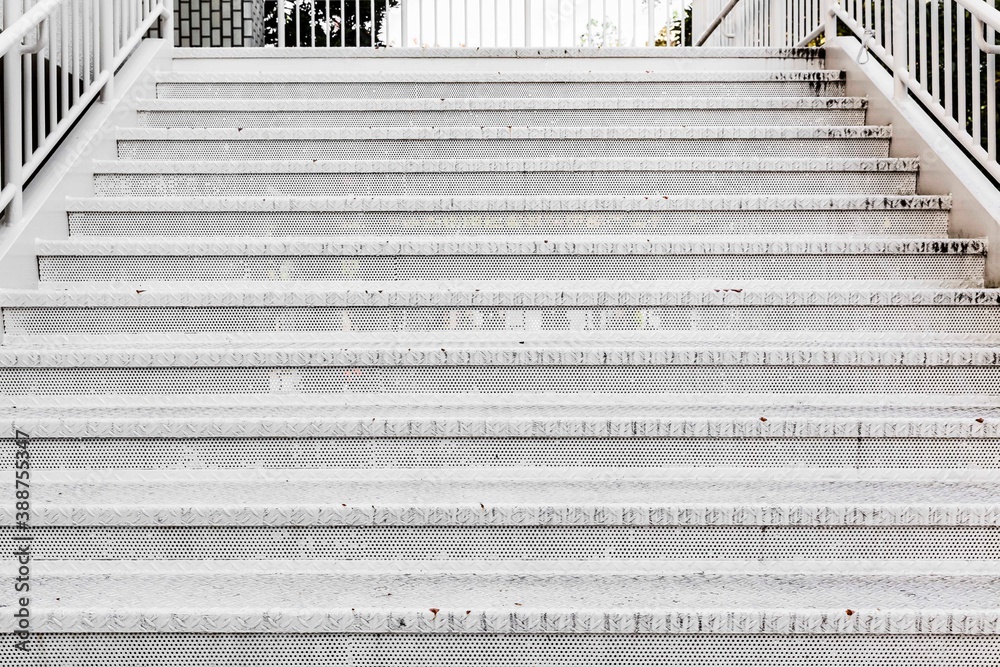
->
[3, 634, 998, 666]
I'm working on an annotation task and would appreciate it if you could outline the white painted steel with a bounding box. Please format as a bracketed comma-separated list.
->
[829, 0, 1000, 180]
[0, 0, 171, 226]
[1, 34, 1000, 663]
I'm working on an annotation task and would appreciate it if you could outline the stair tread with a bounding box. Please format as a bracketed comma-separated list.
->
[39, 237, 970, 255]
[117, 126, 886, 140]
[12, 565, 999, 635]
[68, 194, 945, 211]
[91, 157, 914, 173]
[3, 341, 1000, 366]
[156, 70, 847, 83]
[4, 285, 994, 306]
[138, 97, 866, 111]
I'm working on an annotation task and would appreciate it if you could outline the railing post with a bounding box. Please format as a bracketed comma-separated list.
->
[2, 0, 24, 224]
[824, 0, 838, 42]
[162, 0, 175, 44]
[891, 0, 908, 100]
[100, 0, 115, 102]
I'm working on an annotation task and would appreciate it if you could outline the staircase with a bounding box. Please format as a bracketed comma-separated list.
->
[2, 47, 999, 665]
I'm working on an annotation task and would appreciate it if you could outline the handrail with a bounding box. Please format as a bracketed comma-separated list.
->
[1, 0, 173, 225]
[694, 0, 744, 46]
[827, 0, 1000, 181]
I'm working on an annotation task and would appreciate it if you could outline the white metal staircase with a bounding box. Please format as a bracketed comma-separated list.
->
[2, 38, 1000, 667]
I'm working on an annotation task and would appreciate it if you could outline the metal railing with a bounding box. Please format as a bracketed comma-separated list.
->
[1, 0, 172, 224]
[827, 0, 1000, 180]
[271, 0, 694, 48]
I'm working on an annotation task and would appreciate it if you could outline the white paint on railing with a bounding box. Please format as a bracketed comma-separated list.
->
[0, 0, 172, 225]
[829, 0, 1000, 180]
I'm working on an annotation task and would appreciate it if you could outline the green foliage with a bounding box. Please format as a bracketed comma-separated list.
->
[263, 0, 399, 46]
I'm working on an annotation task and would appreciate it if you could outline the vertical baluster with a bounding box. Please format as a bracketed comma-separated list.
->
[988, 27, 996, 161]
[556, 0, 562, 47]
[34, 21, 44, 145]
[494, 0, 499, 46]
[943, 0, 952, 116]
[22, 46, 32, 157]
[906, 0, 916, 78]
[971, 32, 981, 148]
[47, 10, 57, 132]
[510, 0, 515, 46]
[325, 0, 331, 46]
[356, 0, 361, 45]
[60, 3, 69, 117]
[417, 0, 422, 45]
[83, 0, 92, 92]
[541, 0, 547, 45]
[930, 0, 939, 101]
[341, 0, 346, 46]
[449, 0, 454, 45]
[524, 0, 531, 47]
[957, 4, 966, 131]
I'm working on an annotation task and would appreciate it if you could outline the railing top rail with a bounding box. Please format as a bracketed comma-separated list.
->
[0, 0, 65, 58]
[952, 0, 1000, 32]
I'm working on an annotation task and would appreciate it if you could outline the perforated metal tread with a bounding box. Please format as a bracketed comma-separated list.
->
[66, 194, 949, 237]
[116, 126, 890, 160]
[36, 238, 983, 285]
[136, 97, 867, 128]
[7, 528, 1000, 560]
[4, 634, 998, 667]
[89, 158, 919, 197]
[155, 70, 847, 83]
[4, 564, 998, 635]
[4, 285, 992, 307]
[154, 79, 846, 99]
[153, 69, 849, 100]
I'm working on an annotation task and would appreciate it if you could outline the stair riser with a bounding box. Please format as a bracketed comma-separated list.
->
[66, 209, 948, 237]
[155, 81, 848, 99]
[3, 367, 1000, 396]
[4, 526, 996, 560]
[136, 109, 868, 127]
[4, 437, 997, 469]
[116, 138, 890, 160]
[6, 306, 999, 339]
[3, 634, 997, 667]
[36, 256, 983, 284]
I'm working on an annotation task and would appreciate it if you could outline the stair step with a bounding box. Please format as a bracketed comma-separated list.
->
[5, 287, 1000, 345]
[135, 97, 868, 128]
[6, 563, 998, 635]
[66, 194, 950, 237]
[169, 46, 829, 71]
[10, 472, 1000, 524]
[6, 527, 998, 560]
[89, 158, 918, 197]
[8, 633, 998, 667]
[116, 126, 890, 160]
[6, 401, 1000, 438]
[35, 238, 983, 286]
[2, 343, 999, 397]
[154, 70, 847, 98]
